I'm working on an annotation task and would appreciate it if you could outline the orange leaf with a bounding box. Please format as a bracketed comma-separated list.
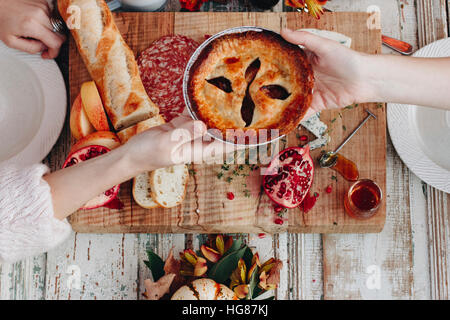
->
[201, 245, 221, 263]
[216, 235, 225, 255]
[233, 284, 249, 299]
[194, 257, 208, 276]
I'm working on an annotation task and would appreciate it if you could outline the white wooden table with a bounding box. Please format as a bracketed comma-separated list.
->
[0, 0, 449, 300]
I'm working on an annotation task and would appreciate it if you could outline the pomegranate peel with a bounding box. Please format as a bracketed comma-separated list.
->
[62, 145, 120, 210]
[263, 146, 314, 209]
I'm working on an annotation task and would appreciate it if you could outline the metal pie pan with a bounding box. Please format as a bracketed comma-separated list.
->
[182, 26, 286, 148]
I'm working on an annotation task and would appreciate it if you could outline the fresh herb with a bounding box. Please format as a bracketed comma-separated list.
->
[344, 105, 353, 110]
[188, 168, 196, 175]
[217, 172, 224, 179]
[331, 175, 338, 182]
[226, 176, 233, 183]
[342, 125, 347, 131]
[243, 189, 251, 198]
[222, 164, 230, 171]
[376, 103, 384, 109]
[331, 118, 337, 123]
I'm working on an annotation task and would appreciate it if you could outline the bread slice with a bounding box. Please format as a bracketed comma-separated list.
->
[121, 115, 188, 209]
[117, 115, 165, 143]
[149, 165, 189, 208]
[132, 172, 160, 209]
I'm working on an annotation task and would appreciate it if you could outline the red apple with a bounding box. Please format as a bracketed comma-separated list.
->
[70, 94, 95, 140]
[80, 81, 110, 131]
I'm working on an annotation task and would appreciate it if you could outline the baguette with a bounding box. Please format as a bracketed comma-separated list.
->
[117, 115, 165, 144]
[58, 0, 159, 130]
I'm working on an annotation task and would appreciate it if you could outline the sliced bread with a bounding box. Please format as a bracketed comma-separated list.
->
[132, 172, 160, 209]
[149, 165, 189, 208]
[122, 115, 188, 209]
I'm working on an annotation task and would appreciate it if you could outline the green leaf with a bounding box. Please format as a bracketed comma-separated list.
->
[144, 250, 165, 282]
[208, 246, 247, 284]
[242, 247, 253, 268]
[224, 237, 243, 256]
[246, 266, 259, 300]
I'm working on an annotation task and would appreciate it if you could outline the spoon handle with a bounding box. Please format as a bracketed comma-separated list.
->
[334, 111, 374, 154]
[381, 35, 414, 55]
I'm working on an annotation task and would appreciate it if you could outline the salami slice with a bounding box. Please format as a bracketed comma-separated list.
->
[138, 35, 199, 122]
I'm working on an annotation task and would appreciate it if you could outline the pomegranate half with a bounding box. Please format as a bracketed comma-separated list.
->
[263, 146, 314, 209]
[62, 145, 120, 210]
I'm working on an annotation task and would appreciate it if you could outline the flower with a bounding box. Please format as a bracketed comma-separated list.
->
[179, 0, 208, 11]
[201, 234, 233, 263]
[285, 0, 328, 19]
[258, 258, 283, 290]
[179, 249, 208, 277]
[228, 258, 251, 298]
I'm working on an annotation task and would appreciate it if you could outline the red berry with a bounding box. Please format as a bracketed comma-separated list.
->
[226, 192, 235, 200]
[258, 233, 266, 239]
[274, 218, 284, 225]
[326, 185, 333, 193]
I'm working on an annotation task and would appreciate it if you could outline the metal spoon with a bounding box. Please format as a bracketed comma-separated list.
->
[319, 109, 377, 168]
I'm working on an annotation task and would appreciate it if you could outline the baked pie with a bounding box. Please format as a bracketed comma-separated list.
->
[187, 30, 314, 143]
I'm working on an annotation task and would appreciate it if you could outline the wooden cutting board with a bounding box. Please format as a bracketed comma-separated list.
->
[67, 12, 386, 234]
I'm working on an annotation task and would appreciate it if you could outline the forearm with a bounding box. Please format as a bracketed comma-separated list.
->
[44, 145, 145, 220]
[362, 54, 450, 109]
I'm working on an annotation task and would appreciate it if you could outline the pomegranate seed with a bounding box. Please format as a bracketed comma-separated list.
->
[299, 135, 309, 142]
[258, 233, 266, 239]
[274, 205, 284, 213]
[326, 185, 333, 193]
[274, 218, 284, 225]
[204, 34, 211, 39]
[226, 192, 235, 200]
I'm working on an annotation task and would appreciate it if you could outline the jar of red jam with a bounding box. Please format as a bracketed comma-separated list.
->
[344, 179, 382, 219]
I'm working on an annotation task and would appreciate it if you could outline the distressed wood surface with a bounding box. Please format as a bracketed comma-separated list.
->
[0, 0, 449, 300]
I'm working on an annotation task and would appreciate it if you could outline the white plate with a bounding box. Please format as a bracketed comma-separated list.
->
[387, 38, 450, 193]
[0, 41, 66, 167]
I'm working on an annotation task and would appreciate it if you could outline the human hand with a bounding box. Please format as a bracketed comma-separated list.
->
[124, 116, 229, 172]
[0, 0, 65, 58]
[281, 28, 377, 117]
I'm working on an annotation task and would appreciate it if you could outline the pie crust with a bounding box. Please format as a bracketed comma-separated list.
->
[188, 30, 314, 143]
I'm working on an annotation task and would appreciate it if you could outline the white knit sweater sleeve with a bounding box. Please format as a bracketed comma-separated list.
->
[0, 163, 72, 263]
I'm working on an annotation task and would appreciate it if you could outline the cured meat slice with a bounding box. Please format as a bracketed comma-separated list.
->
[138, 35, 199, 122]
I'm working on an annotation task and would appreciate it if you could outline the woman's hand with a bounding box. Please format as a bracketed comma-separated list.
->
[44, 117, 229, 219]
[0, 0, 65, 58]
[281, 28, 377, 117]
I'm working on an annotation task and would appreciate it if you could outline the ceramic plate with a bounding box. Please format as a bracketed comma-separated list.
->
[0, 41, 66, 167]
[387, 38, 450, 193]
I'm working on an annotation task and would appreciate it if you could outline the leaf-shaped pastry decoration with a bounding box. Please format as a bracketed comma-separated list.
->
[241, 58, 261, 127]
[206, 76, 233, 93]
[245, 58, 261, 83]
[261, 85, 291, 100]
